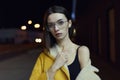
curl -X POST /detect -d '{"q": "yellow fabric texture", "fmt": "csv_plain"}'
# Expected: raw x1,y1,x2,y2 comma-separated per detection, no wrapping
29,49,70,80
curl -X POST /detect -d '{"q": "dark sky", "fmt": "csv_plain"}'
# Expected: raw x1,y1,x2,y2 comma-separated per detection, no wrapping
0,0,89,29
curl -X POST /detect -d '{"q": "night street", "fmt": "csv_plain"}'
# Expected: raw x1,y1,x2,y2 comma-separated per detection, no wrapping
0,0,120,80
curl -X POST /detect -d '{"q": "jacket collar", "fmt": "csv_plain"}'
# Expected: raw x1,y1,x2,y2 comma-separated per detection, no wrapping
43,49,70,80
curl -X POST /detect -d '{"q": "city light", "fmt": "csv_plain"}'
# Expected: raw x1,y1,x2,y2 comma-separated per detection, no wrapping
21,25,27,30
34,23,40,28
28,20,32,25
73,28,76,36
35,38,42,43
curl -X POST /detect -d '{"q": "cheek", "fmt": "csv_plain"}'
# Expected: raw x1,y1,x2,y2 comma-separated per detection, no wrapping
64,26,69,32
62,27,69,35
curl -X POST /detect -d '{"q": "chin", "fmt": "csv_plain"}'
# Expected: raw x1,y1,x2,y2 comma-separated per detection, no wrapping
56,36,65,41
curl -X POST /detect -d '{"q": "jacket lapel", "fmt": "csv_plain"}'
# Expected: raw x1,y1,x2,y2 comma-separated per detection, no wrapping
44,49,70,80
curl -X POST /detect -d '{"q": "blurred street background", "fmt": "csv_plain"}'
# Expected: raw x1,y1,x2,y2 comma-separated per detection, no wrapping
0,0,120,80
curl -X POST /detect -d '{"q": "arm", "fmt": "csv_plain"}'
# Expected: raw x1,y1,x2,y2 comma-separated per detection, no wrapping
78,46,90,69
76,46,101,80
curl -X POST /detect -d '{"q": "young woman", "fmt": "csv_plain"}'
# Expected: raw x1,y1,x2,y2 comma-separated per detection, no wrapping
29,5,101,80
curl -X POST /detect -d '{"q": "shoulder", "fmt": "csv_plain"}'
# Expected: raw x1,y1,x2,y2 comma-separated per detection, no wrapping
37,48,49,59
78,45,90,55
77,45,90,68
38,48,56,60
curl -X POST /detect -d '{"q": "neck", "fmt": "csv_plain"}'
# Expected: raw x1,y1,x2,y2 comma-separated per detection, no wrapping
56,35,73,49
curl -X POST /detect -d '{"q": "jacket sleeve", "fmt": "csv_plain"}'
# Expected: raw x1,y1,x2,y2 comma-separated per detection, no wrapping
29,55,48,80
75,60,101,80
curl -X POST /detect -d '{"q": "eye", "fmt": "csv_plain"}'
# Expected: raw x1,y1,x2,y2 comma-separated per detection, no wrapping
57,20,64,25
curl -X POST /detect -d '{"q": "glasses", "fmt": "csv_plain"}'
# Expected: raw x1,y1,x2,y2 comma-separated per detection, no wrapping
47,19,68,30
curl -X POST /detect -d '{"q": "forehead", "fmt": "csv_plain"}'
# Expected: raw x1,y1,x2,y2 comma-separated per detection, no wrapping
47,13,67,22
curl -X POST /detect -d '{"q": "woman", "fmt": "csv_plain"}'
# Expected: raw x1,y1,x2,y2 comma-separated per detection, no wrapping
29,5,101,80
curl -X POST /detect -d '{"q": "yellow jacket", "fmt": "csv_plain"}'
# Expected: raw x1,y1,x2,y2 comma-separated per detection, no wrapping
29,49,101,80
29,49,70,80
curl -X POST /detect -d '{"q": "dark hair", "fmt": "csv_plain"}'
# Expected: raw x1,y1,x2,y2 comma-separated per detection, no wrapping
43,5,72,49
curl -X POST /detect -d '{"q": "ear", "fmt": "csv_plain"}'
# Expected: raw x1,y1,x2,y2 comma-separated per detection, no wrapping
68,20,72,28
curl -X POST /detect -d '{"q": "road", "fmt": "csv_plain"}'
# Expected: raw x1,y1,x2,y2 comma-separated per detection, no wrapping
0,48,41,80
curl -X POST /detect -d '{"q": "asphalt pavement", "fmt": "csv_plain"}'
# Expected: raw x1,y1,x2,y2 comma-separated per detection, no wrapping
0,45,41,80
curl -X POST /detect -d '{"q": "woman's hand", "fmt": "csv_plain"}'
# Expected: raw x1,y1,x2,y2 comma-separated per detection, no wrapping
51,51,68,71
47,50,68,80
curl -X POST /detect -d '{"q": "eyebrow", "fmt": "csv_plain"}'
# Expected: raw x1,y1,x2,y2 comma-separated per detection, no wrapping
48,19,64,24
57,19,63,22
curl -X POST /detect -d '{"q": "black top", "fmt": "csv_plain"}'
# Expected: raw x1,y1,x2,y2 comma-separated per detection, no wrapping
68,47,81,80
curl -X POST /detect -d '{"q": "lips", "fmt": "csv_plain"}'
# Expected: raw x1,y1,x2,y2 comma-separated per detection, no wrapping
55,33,62,37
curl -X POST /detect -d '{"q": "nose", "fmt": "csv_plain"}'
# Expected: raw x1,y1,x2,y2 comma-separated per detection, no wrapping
54,25,59,31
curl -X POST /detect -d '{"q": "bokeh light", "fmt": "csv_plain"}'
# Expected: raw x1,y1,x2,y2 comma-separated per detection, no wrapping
34,23,40,28
21,25,27,30
28,20,32,25
35,38,42,43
